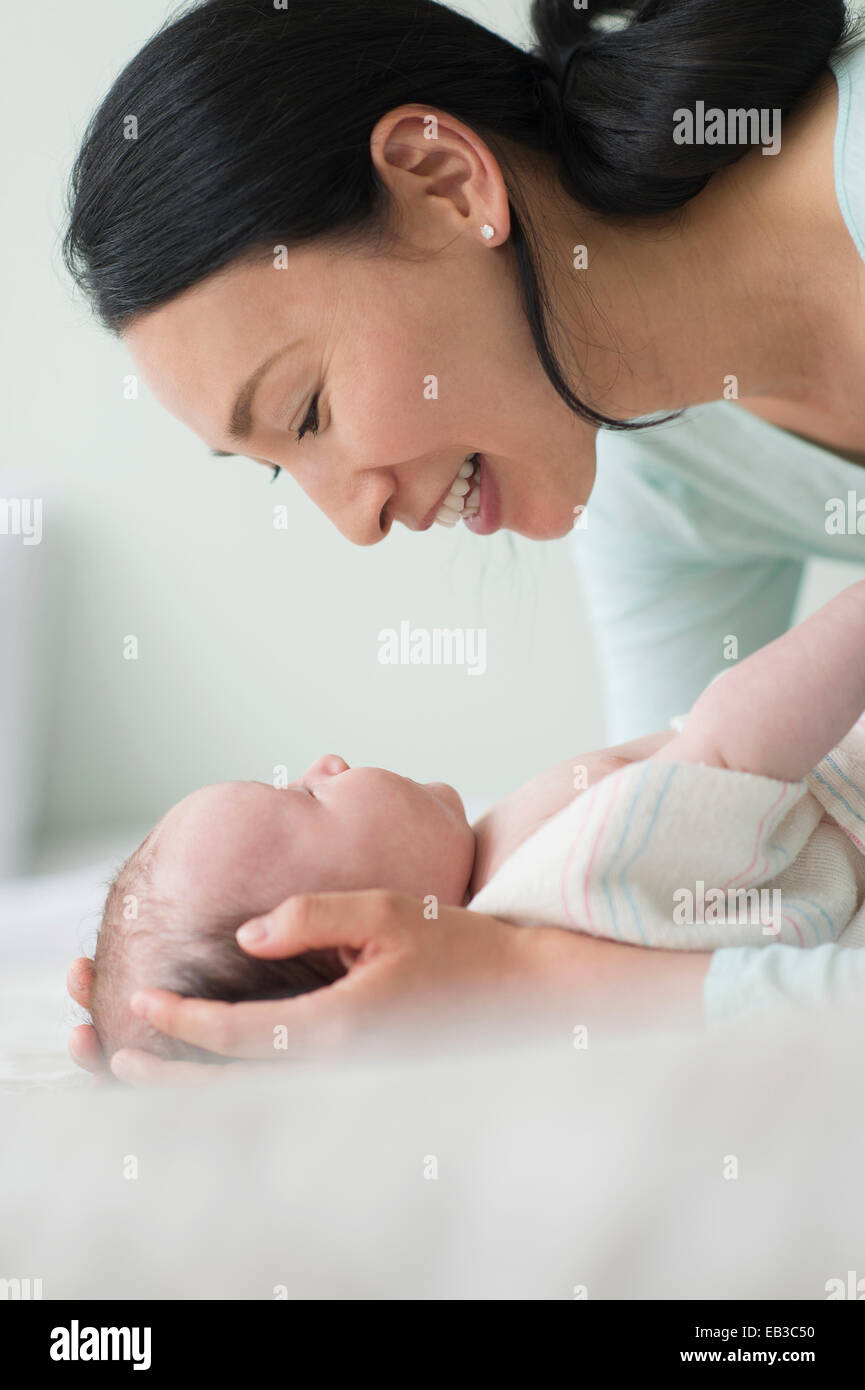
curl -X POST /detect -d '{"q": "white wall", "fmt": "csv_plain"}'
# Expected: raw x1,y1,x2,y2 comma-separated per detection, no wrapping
1,0,862,870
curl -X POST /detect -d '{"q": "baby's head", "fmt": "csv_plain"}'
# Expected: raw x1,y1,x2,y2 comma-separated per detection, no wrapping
90,755,476,1063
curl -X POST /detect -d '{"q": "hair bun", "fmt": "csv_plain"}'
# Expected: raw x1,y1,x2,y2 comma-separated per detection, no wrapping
530,0,851,215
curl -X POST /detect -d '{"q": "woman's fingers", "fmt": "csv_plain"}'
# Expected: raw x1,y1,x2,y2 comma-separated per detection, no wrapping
125,896,528,1066
128,891,424,1060
68,1022,107,1075
67,956,95,1009
109,1048,242,1087
236,888,408,959
108,1048,246,1087
129,976,359,1059
67,961,109,1077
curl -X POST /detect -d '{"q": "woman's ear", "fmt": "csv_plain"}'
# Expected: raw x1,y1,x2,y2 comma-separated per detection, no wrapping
368,104,512,245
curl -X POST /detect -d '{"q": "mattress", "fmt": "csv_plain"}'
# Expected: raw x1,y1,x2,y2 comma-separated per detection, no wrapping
2,853,863,1299
0,855,121,1090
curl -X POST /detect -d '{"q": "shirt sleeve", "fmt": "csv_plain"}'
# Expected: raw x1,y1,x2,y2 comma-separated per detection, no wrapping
704,943,865,1026
570,419,805,744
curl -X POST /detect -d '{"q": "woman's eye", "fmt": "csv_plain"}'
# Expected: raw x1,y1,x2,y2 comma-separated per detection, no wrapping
295,394,320,444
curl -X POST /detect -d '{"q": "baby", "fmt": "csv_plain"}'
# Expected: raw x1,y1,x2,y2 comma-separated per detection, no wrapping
91,580,865,1062
91,763,480,1062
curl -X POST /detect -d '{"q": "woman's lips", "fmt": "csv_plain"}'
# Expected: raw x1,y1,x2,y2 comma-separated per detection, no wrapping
463,455,501,536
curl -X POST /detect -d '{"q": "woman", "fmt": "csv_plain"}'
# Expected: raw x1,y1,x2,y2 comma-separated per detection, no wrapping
62,0,865,1082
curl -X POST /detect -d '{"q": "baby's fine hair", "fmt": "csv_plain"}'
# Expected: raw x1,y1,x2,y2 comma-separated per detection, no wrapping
90,834,344,1063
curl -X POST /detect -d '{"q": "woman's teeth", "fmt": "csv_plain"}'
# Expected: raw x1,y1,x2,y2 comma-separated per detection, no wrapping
434,455,481,527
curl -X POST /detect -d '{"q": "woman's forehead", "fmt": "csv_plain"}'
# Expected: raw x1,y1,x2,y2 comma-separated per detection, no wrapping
121,251,336,432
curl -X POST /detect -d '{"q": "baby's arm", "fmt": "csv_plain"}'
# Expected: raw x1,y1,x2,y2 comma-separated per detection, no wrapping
469,727,676,893
651,579,865,782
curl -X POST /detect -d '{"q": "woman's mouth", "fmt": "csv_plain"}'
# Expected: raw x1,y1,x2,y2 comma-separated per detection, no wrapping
432,454,481,528
419,454,501,535
462,454,501,536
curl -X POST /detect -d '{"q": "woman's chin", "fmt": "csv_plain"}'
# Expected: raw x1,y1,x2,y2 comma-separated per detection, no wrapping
512,512,579,541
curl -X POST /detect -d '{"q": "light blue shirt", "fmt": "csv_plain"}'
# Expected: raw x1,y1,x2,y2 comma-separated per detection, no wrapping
570,35,865,1025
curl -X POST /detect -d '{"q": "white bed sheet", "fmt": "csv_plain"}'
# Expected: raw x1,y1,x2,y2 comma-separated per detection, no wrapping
2,849,864,1299
0,855,122,1089
0,995,863,1299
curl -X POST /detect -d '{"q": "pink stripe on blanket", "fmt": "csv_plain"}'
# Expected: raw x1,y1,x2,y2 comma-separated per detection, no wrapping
779,914,805,947
560,773,626,932
722,782,797,891
833,820,865,856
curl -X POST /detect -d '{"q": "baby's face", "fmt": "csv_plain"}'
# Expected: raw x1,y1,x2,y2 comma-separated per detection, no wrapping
151,756,476,919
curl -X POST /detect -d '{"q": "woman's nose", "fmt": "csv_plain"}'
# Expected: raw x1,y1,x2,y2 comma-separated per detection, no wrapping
291,467,394,546
329,496,393,546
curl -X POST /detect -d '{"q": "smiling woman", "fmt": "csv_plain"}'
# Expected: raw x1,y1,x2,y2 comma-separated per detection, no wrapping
63,0,856,546
60,0,865,1081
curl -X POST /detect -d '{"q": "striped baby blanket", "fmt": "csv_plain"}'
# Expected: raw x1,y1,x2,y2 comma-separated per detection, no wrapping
468,719,865,951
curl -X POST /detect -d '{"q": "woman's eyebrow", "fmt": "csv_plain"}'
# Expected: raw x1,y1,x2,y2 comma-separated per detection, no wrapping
209,338,302,455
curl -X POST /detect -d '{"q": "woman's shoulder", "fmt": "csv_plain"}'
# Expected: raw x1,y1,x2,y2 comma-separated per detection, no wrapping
584,397,865,567
829,30,865,90
829,33,865,264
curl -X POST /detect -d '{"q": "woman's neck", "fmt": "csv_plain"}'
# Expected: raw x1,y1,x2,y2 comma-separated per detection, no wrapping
533,67,865,437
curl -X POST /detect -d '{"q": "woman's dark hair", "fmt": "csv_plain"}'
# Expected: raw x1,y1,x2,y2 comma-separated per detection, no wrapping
62,0,852,433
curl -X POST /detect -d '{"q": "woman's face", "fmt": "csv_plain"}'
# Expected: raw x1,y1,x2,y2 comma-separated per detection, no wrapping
121,126,597,544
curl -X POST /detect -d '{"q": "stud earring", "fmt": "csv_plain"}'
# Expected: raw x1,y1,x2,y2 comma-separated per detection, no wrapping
480,224,495,240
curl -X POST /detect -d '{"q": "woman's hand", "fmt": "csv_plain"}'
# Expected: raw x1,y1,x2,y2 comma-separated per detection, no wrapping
65,894,528,1084
66,957,244,1087
124,889,709,1072
126,891,532,1065
67,889,710,1085
67,957,108,1080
